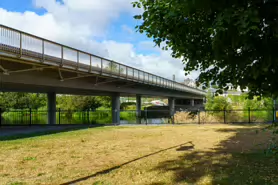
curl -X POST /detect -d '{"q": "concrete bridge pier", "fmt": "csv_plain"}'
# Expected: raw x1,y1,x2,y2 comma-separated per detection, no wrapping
136,95,142,124
47,92,56,125
168,97,176,116
112,93,120,125
191,99,195,107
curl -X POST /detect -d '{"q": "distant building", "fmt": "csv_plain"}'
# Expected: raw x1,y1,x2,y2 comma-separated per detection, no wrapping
184,78,196,88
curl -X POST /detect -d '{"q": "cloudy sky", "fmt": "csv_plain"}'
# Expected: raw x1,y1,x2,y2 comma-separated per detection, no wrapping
0,0,198,82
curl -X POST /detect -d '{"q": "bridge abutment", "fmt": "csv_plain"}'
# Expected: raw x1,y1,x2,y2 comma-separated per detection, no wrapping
112,93,120,125
47,92,56,125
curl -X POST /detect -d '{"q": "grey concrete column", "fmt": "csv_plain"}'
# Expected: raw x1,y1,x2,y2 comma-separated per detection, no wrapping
136,95,142,124
168,97,175,116
47,92,56,125
191,99,195,107
112,93,120,125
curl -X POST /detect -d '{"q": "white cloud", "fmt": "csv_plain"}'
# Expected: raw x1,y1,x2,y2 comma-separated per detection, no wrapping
0,0,197,83
121,25,134,35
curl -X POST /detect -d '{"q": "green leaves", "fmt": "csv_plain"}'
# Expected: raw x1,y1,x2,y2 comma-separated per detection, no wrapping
132,0,278,97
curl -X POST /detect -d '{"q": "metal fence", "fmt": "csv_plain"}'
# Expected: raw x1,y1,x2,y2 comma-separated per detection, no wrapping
0,108,275,126
0,24,205,96
174,109,275,124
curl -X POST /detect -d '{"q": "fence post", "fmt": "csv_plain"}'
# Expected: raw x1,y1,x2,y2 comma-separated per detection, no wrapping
248,107,251,123
145,109,148,125
29,108,32,126
273,107,275,123
88,109,90,124
223,109,226,124
0,108,2,127
58,108,61,125
198,109,200,124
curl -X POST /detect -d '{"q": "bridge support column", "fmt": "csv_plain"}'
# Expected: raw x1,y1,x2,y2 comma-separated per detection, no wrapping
47,92,56,125
169,98,175,124
168,98,175,116
191,99,195,107
112,93,120,125
136,95,142,124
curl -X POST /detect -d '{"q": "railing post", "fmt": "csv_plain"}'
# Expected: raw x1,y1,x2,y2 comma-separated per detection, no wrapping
61,46,64,67
100,59,103,74
42,40,45,62
76,51,79,70
19,32,22,57
223,109,226,124
248,107,251,123
89,55,92,72
29,108,32,126
59,108,61,125
110,61,113,74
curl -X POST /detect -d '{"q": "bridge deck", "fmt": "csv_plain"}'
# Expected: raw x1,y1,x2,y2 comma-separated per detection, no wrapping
0,24,205,96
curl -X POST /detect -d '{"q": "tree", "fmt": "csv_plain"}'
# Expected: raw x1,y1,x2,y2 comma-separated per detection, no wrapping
243,96,273,110
205,95,232,110
132,0,278,97
0,92,46,110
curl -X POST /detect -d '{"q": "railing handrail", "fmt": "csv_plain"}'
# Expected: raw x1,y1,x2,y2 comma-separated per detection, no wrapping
0,24,206,95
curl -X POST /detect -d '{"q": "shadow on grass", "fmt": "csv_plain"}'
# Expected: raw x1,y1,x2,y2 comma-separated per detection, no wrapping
60,141,195,185
0,124,109,141
152,127,278,185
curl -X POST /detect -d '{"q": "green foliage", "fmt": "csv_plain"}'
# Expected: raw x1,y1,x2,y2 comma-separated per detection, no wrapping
133,0,278,97
57,95,102,111
0,93,111,116
205,91,232,110
120,102,136,110
0,92,46,110
243,97,274,110
206,96,232,110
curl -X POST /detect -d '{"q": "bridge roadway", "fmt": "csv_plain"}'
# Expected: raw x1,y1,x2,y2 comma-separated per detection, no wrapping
0,24,206,124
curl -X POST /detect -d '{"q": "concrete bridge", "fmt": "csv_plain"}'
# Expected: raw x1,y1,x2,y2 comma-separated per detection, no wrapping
0,24,206,124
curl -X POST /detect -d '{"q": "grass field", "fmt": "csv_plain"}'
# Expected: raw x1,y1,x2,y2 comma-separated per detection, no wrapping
0,124,277,185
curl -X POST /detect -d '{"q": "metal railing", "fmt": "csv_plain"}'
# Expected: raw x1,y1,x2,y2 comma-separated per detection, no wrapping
0,24,205,96
0,108,276,126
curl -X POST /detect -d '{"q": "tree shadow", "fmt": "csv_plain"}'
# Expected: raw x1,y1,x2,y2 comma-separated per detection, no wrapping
60,141,194,185
0,124,107,141
152,127,278,185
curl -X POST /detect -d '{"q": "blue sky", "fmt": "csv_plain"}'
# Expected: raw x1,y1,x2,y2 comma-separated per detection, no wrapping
0,0,153,54
0,0,46,15
0,0,197,81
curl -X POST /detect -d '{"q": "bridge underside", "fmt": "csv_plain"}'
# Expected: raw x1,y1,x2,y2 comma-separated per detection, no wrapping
0,56,203,99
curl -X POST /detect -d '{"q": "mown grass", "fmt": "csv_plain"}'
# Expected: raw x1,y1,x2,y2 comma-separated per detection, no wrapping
0,124,277,185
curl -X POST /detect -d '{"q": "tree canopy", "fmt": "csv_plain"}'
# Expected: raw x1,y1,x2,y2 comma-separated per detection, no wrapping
132,0,278,97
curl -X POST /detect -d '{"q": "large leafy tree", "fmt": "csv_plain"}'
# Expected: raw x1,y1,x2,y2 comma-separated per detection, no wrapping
132,0,278,97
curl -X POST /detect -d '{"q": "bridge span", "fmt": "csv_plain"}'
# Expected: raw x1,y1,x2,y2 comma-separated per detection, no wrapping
0,24,206,124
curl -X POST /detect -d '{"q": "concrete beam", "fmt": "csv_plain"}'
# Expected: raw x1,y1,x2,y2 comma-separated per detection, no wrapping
47,92,56,125
112,93,120,125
